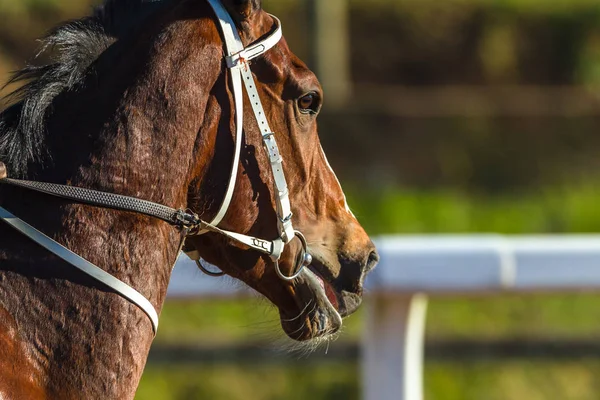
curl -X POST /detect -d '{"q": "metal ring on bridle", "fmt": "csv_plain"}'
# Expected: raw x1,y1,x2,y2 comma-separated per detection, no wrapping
196,260,226,277
274,231,313,281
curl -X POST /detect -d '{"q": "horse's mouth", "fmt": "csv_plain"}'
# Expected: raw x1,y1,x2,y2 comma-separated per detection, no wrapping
279,260,343,342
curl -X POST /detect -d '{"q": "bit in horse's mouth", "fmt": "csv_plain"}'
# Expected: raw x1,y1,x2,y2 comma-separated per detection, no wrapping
307,264,339,311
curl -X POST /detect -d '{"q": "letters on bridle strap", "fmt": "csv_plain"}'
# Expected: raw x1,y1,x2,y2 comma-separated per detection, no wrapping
0,0,312,335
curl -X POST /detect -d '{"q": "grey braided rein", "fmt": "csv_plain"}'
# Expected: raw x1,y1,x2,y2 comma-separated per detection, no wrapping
0,172,199,229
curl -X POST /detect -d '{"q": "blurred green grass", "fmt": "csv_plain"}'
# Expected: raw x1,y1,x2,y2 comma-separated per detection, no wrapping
138,362,359,400
156,293,600,346
346,184,600,235
138,360,600,400
425,360,600,400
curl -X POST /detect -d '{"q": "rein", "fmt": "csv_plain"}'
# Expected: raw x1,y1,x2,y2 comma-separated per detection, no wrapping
0,0,311,335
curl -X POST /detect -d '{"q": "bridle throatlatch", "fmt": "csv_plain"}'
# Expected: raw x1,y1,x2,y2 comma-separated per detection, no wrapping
184,0,313,281
0,0,311,335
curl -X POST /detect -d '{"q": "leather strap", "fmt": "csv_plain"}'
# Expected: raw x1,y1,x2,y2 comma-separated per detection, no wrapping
239,67,295,244
194,2,282,235
197,0,246,232
0,206,159,334
0,174,282,259
191,0,295,250
198,222,285,260
0,178,199,228
225,16,283,68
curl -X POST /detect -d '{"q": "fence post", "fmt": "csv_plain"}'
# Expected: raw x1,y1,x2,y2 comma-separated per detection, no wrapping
307,0,351,108
362,293,429,400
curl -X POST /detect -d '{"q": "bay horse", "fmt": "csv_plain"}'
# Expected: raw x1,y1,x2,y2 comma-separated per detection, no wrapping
0,0,378,398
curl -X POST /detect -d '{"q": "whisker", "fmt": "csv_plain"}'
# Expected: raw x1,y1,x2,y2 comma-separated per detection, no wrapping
280,299,313,322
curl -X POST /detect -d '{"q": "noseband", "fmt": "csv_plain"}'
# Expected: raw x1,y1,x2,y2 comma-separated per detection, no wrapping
0,0,311,335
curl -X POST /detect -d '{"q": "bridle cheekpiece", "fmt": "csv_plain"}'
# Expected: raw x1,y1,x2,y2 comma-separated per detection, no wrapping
185,0,312,281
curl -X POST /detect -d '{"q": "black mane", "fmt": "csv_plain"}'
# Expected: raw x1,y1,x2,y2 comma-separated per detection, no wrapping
0,0,167,177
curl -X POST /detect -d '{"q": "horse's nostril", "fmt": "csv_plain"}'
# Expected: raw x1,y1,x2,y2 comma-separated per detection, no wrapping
365,250,380,272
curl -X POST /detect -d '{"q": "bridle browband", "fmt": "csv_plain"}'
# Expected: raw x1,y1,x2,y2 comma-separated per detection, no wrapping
0,0,311,335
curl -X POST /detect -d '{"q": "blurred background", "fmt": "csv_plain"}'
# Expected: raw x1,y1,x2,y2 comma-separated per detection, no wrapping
2,0,600,399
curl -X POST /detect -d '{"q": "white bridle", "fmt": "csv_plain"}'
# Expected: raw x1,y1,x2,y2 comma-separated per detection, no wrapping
0,0,309,335
185,0,312,281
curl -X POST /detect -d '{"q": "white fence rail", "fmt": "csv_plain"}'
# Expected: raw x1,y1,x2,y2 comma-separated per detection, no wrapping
167,235,600,400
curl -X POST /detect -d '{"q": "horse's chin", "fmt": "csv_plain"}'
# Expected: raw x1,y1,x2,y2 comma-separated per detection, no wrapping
279,268,343,342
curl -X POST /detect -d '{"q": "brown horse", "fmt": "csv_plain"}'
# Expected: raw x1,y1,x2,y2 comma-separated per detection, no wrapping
0,0,378,398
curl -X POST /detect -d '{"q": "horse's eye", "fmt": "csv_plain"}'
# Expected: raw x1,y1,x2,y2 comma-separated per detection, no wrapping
298,93,319,114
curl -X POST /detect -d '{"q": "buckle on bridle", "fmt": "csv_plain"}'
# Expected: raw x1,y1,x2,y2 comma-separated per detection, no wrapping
173,210,200,229
226,51,250,71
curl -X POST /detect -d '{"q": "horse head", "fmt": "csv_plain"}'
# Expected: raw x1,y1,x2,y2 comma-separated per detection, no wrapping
184,0,379,342
0,0,377,352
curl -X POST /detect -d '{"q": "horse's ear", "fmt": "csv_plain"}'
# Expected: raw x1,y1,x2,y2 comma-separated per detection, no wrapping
222,0,261,20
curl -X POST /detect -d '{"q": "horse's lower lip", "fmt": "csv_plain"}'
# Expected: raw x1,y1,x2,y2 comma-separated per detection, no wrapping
279,267,342,341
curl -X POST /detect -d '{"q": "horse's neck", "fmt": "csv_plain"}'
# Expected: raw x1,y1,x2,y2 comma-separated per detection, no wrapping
0,39,200,399
0,7,224,396
0,193,182,399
